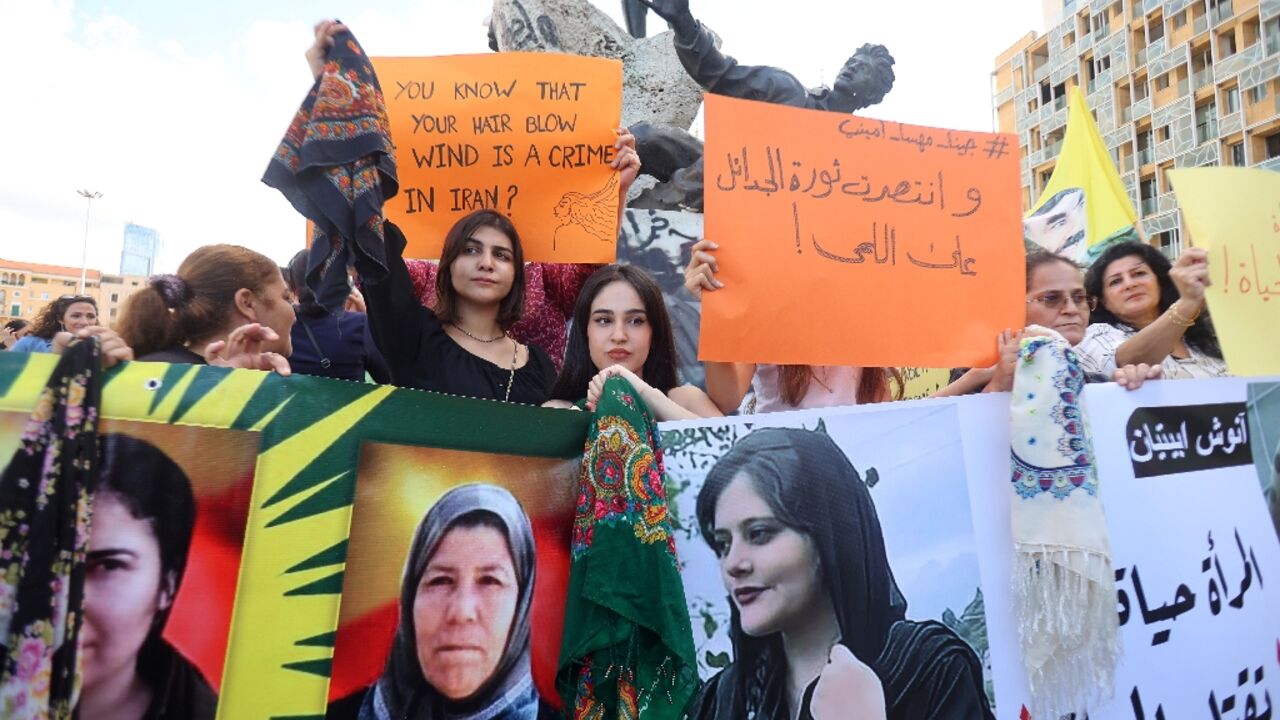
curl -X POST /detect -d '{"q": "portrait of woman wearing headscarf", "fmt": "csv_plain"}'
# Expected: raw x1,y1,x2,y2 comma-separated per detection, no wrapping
686,427,993,720
356,483,557,720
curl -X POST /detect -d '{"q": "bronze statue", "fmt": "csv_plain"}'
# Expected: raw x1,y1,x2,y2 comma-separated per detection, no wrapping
629,0,896,210
639,0,895,111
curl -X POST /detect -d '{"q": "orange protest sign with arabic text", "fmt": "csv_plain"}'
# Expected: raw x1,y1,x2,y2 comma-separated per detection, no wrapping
373,53,622,261
699,94,1025,368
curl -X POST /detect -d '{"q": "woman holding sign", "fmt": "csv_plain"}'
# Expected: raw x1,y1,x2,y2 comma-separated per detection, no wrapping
545,264,720,419
684,240,902,413
688,427,992,720
305,20,642,385
1077,241,1227,380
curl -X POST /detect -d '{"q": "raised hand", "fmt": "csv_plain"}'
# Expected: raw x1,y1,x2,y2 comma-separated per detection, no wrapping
305,19,349,80
611,126,642,197
683,239,722,300
205,323,292,376
1168,246,1210,310
636,0,696,34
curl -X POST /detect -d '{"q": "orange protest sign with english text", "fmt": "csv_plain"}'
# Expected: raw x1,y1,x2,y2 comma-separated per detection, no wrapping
700,94,1025,368
373,53,622,262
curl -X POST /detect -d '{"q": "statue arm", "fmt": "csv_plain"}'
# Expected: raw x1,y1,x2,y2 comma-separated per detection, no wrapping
672,21,811,106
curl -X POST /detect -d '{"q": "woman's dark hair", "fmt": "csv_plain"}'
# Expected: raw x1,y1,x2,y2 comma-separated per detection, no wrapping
286,249,327,318
1025,249,1081,291
29,296,97,339
116,244,281,357
550,264,678,402
4,318,30,333
434,210,526,331
694,428,906,717
99,434,197,595
1084,240,1222,358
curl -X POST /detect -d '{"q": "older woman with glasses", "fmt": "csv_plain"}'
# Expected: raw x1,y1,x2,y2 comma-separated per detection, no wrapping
941,251,1161,395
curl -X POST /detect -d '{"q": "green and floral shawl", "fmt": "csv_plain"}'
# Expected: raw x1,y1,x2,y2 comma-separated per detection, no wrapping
557,376,698,720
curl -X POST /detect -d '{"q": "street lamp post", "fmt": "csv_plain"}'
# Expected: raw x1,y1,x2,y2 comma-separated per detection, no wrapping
77,189,102,295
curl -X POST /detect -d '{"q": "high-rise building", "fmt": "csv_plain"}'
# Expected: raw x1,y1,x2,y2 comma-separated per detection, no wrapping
120,222,161,277
994,0,1280,257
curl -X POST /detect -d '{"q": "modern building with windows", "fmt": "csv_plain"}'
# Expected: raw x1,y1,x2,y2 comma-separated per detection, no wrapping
995,0,1280,256
120,222,161,277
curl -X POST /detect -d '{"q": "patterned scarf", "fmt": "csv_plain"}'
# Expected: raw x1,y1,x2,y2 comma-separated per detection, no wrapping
557,376,698,720
263,25,398,314
0,339,102,719
1008,336,1119,718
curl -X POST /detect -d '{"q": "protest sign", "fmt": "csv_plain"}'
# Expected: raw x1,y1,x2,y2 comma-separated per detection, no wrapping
699,94,1025,368
972,378,1280,717
4,350,1277,719
374,53,623,262
1168,167,1280,377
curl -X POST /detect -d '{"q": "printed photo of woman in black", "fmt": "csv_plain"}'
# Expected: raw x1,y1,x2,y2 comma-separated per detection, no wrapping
79,434,216,720
686,427,993,720
351,483,556,720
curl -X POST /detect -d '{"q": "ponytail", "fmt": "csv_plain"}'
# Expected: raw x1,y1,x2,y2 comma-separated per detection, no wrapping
118,244,280,358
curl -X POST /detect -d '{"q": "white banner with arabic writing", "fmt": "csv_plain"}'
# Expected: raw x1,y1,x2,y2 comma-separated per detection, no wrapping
979,377,1280,718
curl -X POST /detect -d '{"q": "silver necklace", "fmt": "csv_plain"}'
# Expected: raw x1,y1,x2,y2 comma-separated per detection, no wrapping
450,322,505,343
503,338,517,403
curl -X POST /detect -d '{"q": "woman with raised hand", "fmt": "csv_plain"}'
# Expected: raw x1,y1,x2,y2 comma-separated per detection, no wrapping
1077,241,1227,379
546,264,720,420
941,250,1163,395
689,427,992,720
304,20,641,378
116,245,295,374
683,240,902,413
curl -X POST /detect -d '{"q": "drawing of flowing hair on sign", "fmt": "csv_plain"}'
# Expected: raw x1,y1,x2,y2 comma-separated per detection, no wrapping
552,172,618,250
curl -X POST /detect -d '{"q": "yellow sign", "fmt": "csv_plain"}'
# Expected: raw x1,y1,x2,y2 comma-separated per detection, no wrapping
1169,167,1280,376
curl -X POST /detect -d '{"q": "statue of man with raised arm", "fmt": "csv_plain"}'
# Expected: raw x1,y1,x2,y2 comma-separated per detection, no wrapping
638,0,896,111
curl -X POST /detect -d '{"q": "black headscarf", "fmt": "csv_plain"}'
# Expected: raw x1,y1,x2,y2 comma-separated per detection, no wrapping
372,484,539,720
691,427,991,720
693,427,905,718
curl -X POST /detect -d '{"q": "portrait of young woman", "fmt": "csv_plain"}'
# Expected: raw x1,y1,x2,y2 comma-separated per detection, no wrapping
679,426,994,720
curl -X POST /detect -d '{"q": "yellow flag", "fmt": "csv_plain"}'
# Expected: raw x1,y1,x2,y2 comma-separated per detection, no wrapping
1168,167,1280,377
1025,87,1139,265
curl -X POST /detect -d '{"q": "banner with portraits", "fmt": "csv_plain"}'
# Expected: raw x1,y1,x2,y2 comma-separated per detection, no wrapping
0,351,1276,719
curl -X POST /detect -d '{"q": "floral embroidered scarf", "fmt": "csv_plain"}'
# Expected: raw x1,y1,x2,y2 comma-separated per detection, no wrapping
1008,336,1119,718
0,339,101,719
263,25,398,314
557,376,697,720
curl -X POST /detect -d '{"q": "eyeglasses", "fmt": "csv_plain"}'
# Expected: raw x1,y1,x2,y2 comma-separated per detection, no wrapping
59,294,95,303
1027,290,1096,311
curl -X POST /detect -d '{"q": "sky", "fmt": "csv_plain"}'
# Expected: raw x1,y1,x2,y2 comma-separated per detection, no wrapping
0,0,1043,275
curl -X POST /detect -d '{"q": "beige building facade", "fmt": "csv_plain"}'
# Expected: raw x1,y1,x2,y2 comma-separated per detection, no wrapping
0,258,146,328
995,0,1280,257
